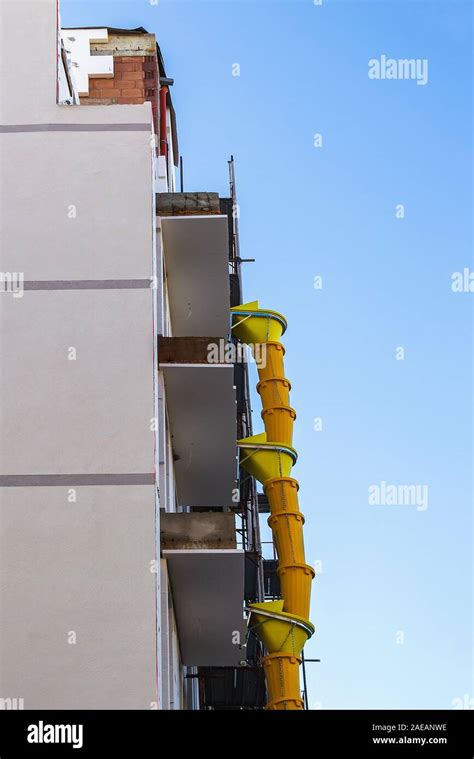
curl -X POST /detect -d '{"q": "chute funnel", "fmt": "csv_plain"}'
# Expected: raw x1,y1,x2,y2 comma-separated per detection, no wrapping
231,301,287,344
249,601,315,656
237,433,297,484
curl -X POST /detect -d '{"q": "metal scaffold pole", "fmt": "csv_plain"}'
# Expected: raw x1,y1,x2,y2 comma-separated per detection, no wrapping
228,155,264,603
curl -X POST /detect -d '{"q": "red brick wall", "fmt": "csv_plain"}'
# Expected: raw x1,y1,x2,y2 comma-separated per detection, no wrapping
143,55,158,133
88,56,145,104
84,55,160,138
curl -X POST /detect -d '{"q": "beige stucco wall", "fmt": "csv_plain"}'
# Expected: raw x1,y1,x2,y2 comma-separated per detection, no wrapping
0,0,163,709
0,487,157,709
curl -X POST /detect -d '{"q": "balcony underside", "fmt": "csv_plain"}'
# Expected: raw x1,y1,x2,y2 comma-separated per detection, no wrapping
163,549,247,666
160,214,230,337
160,362,237,509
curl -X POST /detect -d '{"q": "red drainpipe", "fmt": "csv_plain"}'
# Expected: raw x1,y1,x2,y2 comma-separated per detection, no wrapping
159,85,168,157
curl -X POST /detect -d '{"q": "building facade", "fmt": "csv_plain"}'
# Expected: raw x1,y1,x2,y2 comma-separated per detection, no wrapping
0,0,267,710
1,0,315,711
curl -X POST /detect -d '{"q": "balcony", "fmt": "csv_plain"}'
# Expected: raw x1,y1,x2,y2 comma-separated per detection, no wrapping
158,198,230,337
158,336,237,509
161,512,246,667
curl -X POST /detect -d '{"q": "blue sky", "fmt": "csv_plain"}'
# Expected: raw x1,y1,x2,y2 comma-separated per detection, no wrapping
61,0,473,709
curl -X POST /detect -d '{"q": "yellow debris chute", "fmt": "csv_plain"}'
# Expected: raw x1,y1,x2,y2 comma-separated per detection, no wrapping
233,301,314,710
